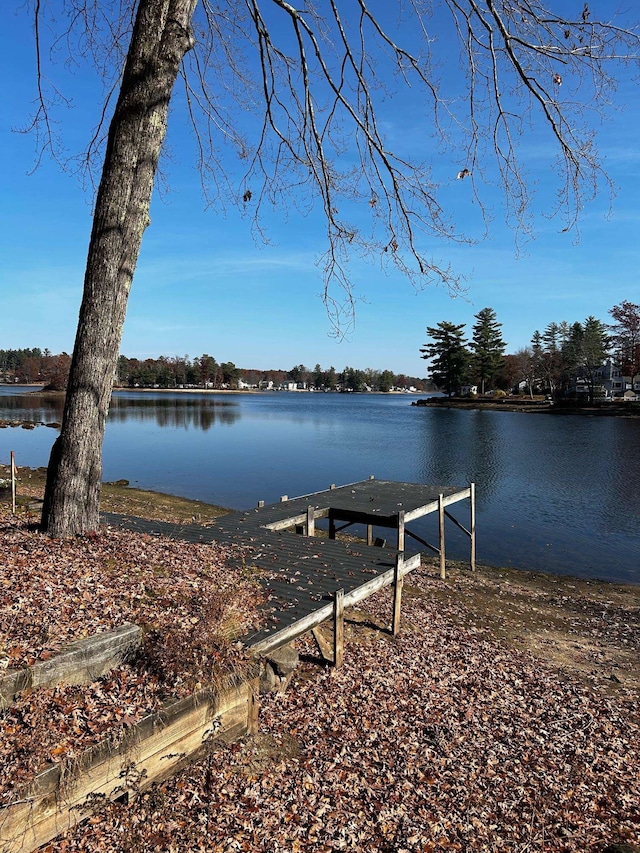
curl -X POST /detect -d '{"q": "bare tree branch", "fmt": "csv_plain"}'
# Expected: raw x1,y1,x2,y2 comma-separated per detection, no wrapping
21,0,640,333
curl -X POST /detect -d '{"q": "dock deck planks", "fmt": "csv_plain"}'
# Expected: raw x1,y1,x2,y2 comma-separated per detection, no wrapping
103,479,473,654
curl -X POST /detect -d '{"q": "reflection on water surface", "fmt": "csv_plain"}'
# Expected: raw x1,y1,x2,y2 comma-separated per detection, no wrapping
109,394,239,430
1,389,638,584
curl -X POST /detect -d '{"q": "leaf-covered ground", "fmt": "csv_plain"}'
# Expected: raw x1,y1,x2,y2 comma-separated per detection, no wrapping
59,581,640,851
412,561,640,696
0,508,261,796
1,494,639,852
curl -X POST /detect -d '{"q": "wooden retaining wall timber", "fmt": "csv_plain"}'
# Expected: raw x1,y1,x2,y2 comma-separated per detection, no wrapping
0,678,258,853
0,624,142,710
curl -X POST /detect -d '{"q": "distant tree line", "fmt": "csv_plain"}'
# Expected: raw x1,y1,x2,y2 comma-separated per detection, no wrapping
283,364,428,392
115,356,430,392
0,348,71,391
420,300,640,402
0,349,431,393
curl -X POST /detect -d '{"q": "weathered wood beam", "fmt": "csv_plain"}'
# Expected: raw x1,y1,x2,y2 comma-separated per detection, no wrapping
287,477,371,502
403,487,472,522
306,505,315,536
248,680,260,735
443,508,471,537
392,556,403,636
311,626,333,663
439,493,446,580
0,679,255,853
470,482,476,571
0,623,142,710
333,589,344,668
404,527,440,555
329,516,336,539
262,508,328,532
397,510,405,552
10,451,17,514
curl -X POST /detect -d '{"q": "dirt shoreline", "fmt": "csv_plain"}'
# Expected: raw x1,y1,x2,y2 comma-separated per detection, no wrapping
0,464,230,523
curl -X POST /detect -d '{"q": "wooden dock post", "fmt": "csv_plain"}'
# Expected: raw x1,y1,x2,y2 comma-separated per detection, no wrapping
396,510,405,552
10,451,17,515
438,493,446,579
333,588,344,668
306,505,315,537
392,555,403,636
470,482,476,571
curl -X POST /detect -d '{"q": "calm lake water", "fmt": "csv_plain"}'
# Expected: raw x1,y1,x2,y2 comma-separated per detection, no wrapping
1,387,639,585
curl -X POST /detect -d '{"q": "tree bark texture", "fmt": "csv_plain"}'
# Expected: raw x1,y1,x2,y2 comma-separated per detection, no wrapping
41,0,198,536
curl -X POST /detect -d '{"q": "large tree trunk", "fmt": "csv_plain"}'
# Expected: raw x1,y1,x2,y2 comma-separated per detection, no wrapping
41,0,198,536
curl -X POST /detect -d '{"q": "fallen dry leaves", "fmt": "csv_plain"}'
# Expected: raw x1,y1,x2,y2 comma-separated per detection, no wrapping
0,507,262,799
416,560,640,694
60,572,640,852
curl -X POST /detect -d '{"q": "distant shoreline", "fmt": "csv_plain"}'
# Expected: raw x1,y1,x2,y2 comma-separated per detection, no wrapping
412,397,640,417
1,384,430,397
111,386,428,395
4,385,639,415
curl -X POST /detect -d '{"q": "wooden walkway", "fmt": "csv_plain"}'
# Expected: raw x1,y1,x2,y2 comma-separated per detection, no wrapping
103,478,475,657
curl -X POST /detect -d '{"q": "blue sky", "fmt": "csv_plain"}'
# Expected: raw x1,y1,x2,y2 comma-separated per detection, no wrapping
1,2,638,377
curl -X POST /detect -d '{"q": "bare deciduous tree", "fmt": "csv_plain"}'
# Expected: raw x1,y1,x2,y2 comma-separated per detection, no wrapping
21,0,639,535
609,300,640,389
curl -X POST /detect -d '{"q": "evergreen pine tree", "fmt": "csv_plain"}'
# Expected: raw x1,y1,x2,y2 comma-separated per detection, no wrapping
470,308,506,395
420,322,470,397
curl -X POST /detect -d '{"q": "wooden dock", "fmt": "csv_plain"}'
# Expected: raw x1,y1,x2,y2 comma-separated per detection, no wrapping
104,478,475,658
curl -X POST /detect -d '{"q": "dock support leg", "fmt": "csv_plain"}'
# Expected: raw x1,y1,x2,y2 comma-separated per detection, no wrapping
367,524,373,546
306,505,315,537
392,555,403,636
470,482,476,572
438,494,446,580
396,510,405,552
333,589,344,668
329,515,336,540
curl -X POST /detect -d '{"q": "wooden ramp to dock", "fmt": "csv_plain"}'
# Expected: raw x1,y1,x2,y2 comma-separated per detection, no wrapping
103,478,475,658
